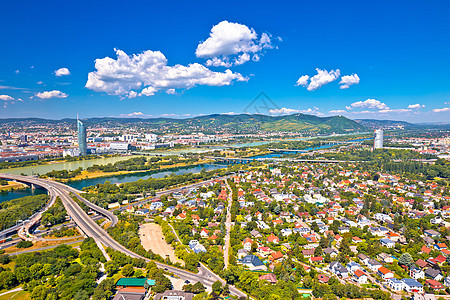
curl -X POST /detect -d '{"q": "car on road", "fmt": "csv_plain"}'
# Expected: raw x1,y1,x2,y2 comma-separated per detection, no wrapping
184,280,190,284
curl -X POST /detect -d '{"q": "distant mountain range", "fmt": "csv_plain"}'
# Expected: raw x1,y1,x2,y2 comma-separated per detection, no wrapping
0,114,365,134
0,114,446,134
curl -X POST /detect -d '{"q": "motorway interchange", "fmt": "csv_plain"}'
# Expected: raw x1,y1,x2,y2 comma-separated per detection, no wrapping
0,173,246,298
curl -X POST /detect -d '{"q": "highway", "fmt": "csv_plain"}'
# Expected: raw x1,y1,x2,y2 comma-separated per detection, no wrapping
0,174,246,298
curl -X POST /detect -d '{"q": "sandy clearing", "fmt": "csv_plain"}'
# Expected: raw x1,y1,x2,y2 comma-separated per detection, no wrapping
139,223,184,266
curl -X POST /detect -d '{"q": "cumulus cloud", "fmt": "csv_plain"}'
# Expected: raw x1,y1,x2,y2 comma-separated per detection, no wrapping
329,109,347,114
221,112,238,115
346,99,388,110
85,48,247,99
269,107,300,115
0,95,15,101
269,106,323,116
295,75,309,87
339,74,360,89
196,21,277,67
296,69,340,91
35,90,68,99
407,104,425,109
433,107,450,113
378,108,411,113
54,68,71,76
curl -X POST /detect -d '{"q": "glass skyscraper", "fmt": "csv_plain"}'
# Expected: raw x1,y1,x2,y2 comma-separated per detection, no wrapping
77,116,87,156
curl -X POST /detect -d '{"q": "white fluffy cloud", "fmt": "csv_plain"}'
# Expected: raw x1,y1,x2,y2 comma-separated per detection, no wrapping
269,107,323,116
0,95,14,101
296,69,341,91
295,75,309,87
54,68,71,76
433,107,450,113
407,103,425,109
329,109,346,114
269,107,300,115
339,74,360,89
196,21,276,67
86,48,247,98
35,90,68,99
346,99,388,110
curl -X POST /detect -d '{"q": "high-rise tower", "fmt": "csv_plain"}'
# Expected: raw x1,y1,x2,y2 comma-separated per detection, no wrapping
374,129,383,149
77,115,87,156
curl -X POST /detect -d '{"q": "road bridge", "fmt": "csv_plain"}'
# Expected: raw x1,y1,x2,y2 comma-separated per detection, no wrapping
0,174,246,298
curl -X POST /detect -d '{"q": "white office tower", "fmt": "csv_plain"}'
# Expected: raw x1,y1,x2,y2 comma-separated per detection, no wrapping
374,129,383,149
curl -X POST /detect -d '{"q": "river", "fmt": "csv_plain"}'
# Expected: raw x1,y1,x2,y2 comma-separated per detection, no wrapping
0,156,138,176
0,163,226,203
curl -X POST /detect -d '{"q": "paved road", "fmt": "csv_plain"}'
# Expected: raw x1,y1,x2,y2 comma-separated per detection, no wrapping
224,180,233,269
0,174,246,298
0,287,23,297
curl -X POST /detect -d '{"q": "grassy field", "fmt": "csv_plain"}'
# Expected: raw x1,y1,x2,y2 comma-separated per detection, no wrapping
0,181,27,191
3,237,84,254
0,290,29,300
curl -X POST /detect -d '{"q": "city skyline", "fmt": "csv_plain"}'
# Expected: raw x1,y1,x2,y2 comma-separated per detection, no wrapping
1,0,449,122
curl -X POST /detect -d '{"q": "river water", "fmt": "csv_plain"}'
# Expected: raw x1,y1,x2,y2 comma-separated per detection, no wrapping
0,163,225,203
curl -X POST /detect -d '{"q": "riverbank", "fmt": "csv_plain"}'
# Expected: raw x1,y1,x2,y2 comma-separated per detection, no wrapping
55,159,214,183
0,154,123,171
0,181,28,192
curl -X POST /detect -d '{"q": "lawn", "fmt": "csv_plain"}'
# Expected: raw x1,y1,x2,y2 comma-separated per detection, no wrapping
0,290,30,300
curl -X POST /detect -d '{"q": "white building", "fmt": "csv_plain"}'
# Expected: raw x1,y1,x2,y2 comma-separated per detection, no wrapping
374,129,383,149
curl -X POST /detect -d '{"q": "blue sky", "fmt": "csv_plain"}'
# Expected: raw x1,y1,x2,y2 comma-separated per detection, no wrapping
1,0,449,122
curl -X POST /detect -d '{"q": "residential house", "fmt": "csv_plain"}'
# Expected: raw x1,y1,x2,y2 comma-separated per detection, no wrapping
380,238,395,248
424,229,440,238
250,229,262,238
259,273,277,284
269,251,284,263
347,262,361,274
302,249,315,258
357,254,369,265
353,269,368,284
388,278,404,292
402,278,424,293
188,240,206,254
425,268,443,281
444,276,450,287
378,266,394,279
200,229,209,238
323,247,338,258
410,266,425,280
377,253,394,264
258,246,272,257
267,234,280,244
329,261,349,278
425,279,444,290
310,256,324,263
242,237,253,252
240,255,267,271
237,249,248,259
366,259,382,272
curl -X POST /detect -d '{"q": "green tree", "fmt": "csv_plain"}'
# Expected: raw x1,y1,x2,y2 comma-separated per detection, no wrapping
74,290,89,300
192,281,206,294
121,264,134,277
398,253,413,267
212,281,223,295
